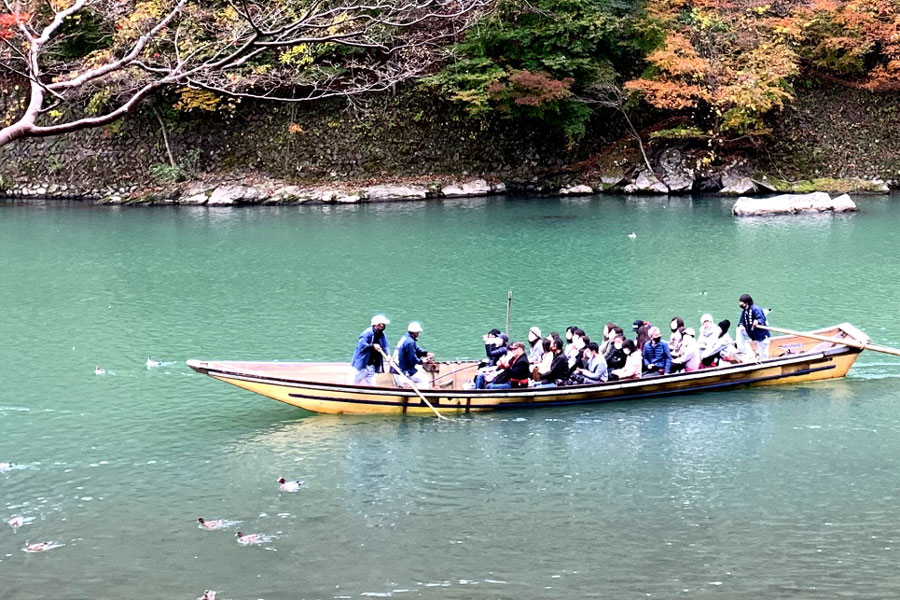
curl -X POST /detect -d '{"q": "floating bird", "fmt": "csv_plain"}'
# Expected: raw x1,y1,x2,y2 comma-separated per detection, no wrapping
94,366,107,376
0,462,13,471
23,541,64,553
197,517,228,530
197,591,216,600
627,232,637,239
8,516,24,530
235,531,266,546
146,356,162,368
278,477,302,492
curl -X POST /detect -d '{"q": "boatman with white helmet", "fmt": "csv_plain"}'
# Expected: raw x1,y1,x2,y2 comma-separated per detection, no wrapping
350,314,391,386
393,322,434,389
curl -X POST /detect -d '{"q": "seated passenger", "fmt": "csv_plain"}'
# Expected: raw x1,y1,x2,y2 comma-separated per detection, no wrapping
642,326,672,375
671,327,700,372
635,322,652,352
701,319,738,367
567,331,588,372
599,322,619,358
474,342,530,389
527,326,545,364
610,340,641,380
564,327,586,366
537,337,569,387
482,329,508,366
668,317,685,353
572,342,608,384
697,314,719,355
605,333,627,371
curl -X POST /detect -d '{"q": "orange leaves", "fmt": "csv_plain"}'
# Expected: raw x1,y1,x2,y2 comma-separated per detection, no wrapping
625,79,707,110
647,32,710,77
0,12,31,39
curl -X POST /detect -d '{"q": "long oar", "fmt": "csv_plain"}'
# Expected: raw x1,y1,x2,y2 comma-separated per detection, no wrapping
374,346,450,420
759,325,900,358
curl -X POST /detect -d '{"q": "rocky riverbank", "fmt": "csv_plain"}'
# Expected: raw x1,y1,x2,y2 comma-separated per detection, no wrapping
1,167,893,206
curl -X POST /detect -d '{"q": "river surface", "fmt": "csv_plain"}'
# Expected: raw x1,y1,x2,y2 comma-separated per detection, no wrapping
2,194,900,599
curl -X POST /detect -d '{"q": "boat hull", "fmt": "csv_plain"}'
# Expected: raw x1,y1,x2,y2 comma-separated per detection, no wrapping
187,328,862,415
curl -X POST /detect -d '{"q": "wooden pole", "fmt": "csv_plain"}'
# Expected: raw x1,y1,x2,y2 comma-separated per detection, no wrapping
506,290,512,336
759,325,900,358
374,346,450,420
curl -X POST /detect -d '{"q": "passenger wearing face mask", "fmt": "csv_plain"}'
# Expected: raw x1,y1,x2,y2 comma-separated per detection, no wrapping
599,323,619,358
527,326,545,364
737,293,771,360
566,329,588,371
610,340,641,380
641,326,672,375
697,313,720,355
605,333,627,370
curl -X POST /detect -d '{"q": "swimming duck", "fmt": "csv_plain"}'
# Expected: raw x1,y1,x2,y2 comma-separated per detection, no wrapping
235,531,264,545
0,462,13,471
197,591,216,600
197,517,226,530
94,366,107,376
278,477,302,492
23,541,63,553
8,516,24,530
627,232,637,239
146,356,162,368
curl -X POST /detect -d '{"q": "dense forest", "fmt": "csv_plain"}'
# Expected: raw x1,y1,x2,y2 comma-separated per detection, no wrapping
2,0,900,193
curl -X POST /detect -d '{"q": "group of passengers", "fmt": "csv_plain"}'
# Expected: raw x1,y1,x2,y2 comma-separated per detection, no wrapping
350,294,770,390
469,293,771,389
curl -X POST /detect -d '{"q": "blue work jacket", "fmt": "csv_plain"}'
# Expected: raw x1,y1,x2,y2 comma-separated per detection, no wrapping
395,334,427,376
351,327,390,371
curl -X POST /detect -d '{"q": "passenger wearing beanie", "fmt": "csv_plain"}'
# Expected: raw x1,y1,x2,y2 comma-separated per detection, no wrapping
641,325,672,375
351,315,391,386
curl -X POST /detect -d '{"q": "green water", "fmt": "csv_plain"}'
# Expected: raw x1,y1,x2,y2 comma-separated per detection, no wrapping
2,195,900,599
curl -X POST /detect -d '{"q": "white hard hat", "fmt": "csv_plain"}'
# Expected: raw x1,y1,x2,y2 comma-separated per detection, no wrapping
371,314,390,326
407,321,423,333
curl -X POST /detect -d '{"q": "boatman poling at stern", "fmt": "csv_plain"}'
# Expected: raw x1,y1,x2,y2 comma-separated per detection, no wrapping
392,321,435,389
350,314,391,386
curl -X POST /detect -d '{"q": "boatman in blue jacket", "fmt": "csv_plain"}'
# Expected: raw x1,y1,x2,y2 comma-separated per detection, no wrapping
350,314,391,386
393,321,434,388
737,293,771,360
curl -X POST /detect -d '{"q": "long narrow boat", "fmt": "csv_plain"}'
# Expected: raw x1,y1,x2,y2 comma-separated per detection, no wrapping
187,323,870,415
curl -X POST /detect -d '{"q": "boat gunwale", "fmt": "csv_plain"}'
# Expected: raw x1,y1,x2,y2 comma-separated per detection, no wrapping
191,344,859,400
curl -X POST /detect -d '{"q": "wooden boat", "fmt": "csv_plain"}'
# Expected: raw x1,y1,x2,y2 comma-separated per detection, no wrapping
187,323,873,416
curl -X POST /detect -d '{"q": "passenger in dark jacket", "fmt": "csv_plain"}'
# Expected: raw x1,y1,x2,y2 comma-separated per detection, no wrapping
641,326,672,375
539,338,570,386
474,342,530,389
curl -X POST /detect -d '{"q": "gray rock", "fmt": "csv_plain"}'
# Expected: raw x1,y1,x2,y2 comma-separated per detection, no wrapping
179,192,210,206
752,178,779,193
662,169,694,193
624,170,668,194
441,179,492,197
869,178,890,193
732,192,858,216
336,194,362,204
363,184,428,201
492,181,508,194
207,184,261,206
720,173,758,196
559,184,594,196
269,185,313,204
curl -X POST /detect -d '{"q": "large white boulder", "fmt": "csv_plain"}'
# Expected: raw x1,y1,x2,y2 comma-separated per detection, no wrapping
732,192,858,216
363,184,428,201
441,179,493,197
559,184,594,196
624,170,668,194
207,184,261,206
